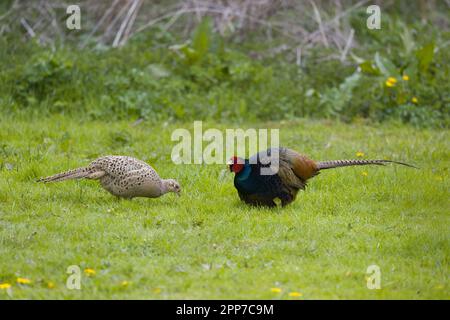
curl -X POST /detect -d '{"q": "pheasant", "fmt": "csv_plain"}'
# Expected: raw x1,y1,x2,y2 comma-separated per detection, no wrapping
38,156,181,199
229,147,415,207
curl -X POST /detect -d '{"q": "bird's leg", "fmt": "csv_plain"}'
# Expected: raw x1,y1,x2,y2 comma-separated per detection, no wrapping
279,193,294,207
113,195,127,202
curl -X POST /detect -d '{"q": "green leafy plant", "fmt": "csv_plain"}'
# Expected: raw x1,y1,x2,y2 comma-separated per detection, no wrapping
355,41,446,126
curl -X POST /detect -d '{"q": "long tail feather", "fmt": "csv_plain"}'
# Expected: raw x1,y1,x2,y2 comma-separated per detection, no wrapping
37,167,89,183
316,159,417,170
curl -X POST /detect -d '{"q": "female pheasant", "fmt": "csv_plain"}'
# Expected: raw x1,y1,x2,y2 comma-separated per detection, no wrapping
38,156,181,199
229,147,415,207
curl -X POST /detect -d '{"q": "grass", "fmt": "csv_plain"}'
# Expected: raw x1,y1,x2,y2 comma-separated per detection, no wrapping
0,116,448,299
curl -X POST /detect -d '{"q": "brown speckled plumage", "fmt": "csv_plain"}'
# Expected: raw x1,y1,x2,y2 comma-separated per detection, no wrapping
38,156,181,199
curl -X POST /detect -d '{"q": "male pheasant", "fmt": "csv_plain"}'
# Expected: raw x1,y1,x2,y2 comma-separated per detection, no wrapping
229,147,415,207
38,156,181,199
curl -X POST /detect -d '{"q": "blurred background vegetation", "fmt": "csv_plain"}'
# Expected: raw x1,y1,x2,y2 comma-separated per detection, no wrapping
0,0,448,127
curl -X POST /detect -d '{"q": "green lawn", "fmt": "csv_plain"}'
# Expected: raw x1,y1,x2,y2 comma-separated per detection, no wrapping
0,116,448,299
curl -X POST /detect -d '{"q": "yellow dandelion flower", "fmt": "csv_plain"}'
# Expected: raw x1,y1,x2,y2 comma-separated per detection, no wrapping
270,287,282,293
84,268,96,276
402,75,409,81
361,171,368,177
47,281,55,289
387,77,397,84
17,277,32,285
288,291,303,297
0,283,11,289
121,281,130,287
385,80,395,87
356,151,365,157
385,77,397,88
411,97,418,104
153,287,162,294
